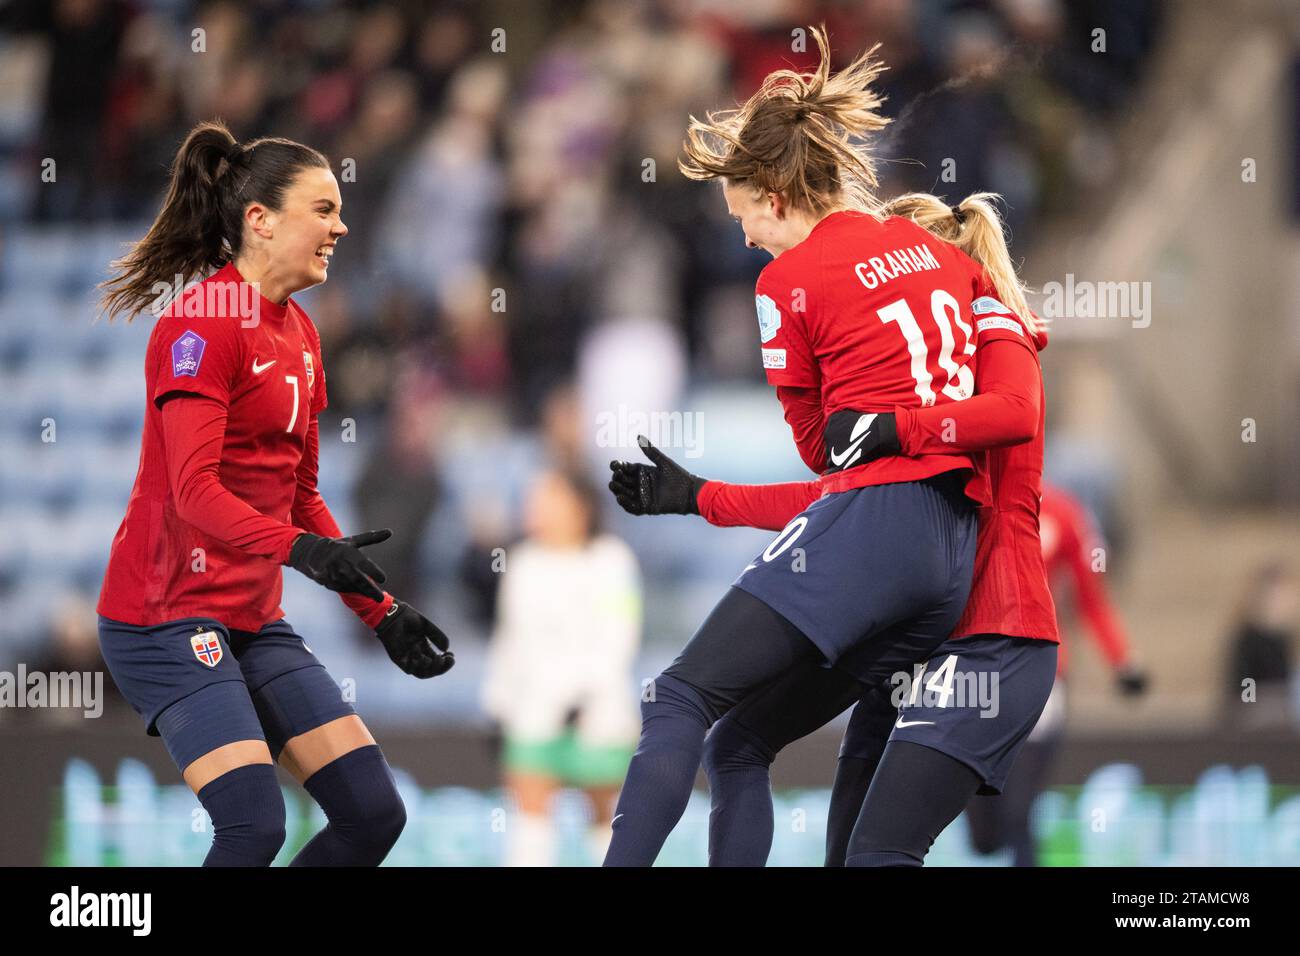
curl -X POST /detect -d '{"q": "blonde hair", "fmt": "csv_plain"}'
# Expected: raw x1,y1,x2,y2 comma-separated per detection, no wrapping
679,25,890,217
680,24,1038,333
883,192,1039,333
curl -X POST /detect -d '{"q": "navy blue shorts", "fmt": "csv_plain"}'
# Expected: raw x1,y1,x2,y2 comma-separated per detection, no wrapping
840,634,1058,794
733,472,977,685
98,615,356,771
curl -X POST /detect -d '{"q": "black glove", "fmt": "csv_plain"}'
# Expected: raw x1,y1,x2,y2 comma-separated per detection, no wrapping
376,600,455,678
1116,666,1149,697
608,434,708,516
288,529,390,601
822,409,899,473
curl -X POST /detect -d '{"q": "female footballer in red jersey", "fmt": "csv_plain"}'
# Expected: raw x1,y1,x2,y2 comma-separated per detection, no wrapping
620,290,1058,867
964,484,1148,867
601,28,1036,866
820,289,1057,867
95,121,453,866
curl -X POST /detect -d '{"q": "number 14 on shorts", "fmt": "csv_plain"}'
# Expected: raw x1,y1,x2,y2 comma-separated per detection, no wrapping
892,655,963,710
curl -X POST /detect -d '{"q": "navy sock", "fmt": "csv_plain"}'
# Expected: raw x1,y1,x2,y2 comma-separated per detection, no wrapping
290,745,406,867
197,763,286,867
703,717,776,866
603,674,713,866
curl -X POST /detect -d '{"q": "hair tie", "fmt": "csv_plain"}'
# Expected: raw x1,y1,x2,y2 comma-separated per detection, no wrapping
224,142,245,165
950,204,966,225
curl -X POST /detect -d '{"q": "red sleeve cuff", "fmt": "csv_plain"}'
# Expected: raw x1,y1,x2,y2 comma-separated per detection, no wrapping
697,480,722,519
277,530,306,565
347,591,396,629
893,405,916,455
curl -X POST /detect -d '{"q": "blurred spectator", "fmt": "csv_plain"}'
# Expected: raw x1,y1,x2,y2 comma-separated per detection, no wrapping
8,0,128,221
98,13,185,218
1223,561,1299,732
436,267,512,397
16,593,126,726
481,468,642,866
538,381,584,468
350,366,444,637
328,69,423,280
377,59,507,308
577,315,688,469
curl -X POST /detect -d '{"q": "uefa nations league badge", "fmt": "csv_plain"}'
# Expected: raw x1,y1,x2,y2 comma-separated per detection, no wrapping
754,299,780,348
756,294,781,343
171,330,207,377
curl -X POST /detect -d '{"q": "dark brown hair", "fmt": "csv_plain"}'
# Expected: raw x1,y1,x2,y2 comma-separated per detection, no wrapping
98,120,329,320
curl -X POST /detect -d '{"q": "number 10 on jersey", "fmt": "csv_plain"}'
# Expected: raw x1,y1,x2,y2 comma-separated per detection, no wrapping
877,289,975,406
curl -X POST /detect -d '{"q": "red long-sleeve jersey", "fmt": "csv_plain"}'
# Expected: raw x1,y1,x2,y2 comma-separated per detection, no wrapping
754,211,987,494
1038,485,1133,676
98,262,392,632
698,298,1059,644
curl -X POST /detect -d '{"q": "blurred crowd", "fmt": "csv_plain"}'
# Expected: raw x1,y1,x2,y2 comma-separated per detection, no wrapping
3,0,1163,418
0,0,1167,686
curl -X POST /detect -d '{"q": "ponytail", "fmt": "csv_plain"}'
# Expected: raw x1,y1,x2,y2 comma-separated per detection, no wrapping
883,191,1039,334
679,24,891,217
99,120,329,321
676,24,1037,333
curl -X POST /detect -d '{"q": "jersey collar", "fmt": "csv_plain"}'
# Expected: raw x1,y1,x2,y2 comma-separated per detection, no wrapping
212,262,291,324
807,208,872,241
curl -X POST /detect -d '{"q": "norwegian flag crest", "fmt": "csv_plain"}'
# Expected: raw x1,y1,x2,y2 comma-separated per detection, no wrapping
191,631,223,668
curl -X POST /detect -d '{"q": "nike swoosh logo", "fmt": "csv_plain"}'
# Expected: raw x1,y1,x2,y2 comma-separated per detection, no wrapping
829,413,877,467
895,716,935,729
252,358,276,374
612,814,623,825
